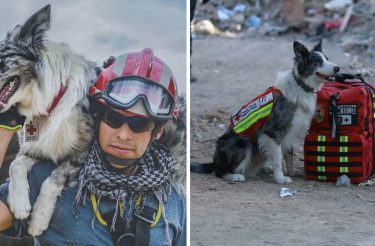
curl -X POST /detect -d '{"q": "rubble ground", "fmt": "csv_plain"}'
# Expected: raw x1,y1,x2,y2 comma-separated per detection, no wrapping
190,35,375,246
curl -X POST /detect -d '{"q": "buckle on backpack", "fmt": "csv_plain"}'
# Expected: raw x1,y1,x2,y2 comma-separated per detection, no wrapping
134,205,157,224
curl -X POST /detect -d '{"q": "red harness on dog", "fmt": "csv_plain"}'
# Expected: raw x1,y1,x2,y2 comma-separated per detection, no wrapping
230,87,282,141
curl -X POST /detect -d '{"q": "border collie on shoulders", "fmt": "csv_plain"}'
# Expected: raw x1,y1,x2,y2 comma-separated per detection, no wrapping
0,5,96,236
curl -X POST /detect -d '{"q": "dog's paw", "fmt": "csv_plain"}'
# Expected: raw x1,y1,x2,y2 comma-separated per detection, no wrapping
223,173,246,182
28,216,49,236
283,176,292,184
8,185,31,219
28,202,51,236
275,175,293,184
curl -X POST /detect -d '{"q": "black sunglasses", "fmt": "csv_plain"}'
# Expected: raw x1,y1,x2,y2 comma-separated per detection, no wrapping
102,108,155,133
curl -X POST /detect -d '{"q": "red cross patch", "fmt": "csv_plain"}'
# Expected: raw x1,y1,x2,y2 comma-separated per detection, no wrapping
25,122,39,142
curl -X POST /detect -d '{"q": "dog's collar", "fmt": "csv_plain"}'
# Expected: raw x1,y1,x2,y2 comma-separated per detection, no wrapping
47,86,66,114
292,71,315,93
47,78,70,114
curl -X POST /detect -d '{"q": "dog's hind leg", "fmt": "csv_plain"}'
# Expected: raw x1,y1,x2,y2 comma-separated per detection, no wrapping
28,161,80,236
8,155,37,219
259,134,292,184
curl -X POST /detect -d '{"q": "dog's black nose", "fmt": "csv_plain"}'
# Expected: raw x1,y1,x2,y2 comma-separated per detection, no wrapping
334,66,340,73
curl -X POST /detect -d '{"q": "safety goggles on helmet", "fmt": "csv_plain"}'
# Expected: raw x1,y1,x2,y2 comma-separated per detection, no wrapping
93,76,175,121
102,108,155,133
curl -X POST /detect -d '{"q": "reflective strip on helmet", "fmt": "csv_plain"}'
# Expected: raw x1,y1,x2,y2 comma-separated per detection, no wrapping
113,53,129,76
149,57,163,83
160,62,173,89
233,102,273,134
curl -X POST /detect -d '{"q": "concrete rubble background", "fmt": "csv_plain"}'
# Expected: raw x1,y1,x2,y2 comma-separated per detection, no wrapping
192,0,375,79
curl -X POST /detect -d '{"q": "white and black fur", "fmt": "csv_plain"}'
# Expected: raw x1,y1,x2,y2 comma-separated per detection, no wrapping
0,5,96,235
213,41,340,184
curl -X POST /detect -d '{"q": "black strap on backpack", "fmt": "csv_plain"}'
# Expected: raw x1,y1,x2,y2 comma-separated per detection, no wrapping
329,92,340,139
102,196,158,246
335,73,375,92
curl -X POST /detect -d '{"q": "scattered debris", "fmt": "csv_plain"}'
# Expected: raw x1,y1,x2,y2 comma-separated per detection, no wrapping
359,180,375,187
192,0,375,90
280,187,297,197
336,175,351,187
193,20,218,35
246,15,262,28
218,124,226,129
324,0,353,11
281,0,305,28
264,24,289,36
339,4,354,32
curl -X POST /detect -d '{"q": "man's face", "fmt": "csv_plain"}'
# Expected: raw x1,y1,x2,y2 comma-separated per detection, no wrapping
98,109,163,164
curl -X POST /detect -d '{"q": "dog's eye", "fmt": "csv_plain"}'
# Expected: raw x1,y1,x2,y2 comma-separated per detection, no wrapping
313,62,320,67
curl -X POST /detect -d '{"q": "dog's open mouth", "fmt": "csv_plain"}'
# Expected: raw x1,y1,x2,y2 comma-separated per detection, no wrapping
316,72,335,81
0,76,20,106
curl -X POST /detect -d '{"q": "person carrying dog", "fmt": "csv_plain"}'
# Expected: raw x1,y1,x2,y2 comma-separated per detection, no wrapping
0,48,186,246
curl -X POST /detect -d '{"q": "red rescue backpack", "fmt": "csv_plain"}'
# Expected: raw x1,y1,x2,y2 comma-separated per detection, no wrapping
304,74,375,183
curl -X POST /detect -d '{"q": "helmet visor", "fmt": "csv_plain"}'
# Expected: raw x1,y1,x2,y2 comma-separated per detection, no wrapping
103,76,174,119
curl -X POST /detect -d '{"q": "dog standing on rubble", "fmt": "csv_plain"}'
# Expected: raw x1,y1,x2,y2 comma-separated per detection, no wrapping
0,5,97,235
213,41,340,184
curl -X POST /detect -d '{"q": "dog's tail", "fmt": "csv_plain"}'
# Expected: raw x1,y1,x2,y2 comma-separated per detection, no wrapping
190,162,215,174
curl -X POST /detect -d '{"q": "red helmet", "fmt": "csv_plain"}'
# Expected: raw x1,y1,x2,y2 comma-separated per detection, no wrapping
90,48,178,120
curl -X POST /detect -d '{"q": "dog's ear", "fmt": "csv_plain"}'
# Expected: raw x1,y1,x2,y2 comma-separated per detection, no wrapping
16,5,51,50
293,41,308,59
4,25,22,42
312,40,322,52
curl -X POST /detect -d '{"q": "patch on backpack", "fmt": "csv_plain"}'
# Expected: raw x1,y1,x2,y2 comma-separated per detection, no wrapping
331,104,358,126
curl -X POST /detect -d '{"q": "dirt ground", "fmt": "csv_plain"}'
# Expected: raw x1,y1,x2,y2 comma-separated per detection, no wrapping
190,35,375,246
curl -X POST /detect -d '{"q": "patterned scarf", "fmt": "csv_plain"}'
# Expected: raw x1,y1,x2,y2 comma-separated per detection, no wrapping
74,140,174,231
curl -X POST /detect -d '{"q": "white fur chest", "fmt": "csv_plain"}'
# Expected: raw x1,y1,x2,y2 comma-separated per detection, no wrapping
282,92,317,151
18,106,90,162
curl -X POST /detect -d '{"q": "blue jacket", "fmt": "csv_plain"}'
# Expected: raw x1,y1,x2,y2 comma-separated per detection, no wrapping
0,161,186,246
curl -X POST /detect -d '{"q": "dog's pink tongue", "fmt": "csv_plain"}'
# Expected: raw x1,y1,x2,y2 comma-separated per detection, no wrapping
0,83,11,103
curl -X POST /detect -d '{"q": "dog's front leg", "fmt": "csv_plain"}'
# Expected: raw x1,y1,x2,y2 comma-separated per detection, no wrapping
259,134,292,184
8,155,36,219
28,161,79,236
284,150,294,176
